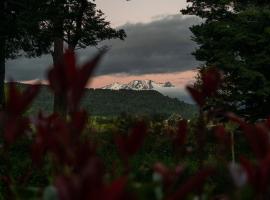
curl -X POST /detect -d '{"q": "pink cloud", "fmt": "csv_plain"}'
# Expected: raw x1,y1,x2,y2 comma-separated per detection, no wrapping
19,70,197,89
88,70,197,88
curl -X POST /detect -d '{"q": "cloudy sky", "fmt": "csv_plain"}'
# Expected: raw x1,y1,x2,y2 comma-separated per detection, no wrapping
6,0,202,88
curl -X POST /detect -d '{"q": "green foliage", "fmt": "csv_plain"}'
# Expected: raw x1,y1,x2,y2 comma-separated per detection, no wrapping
26,0,126,115
20,84,197,118
82,89,197,118
182,1,270,120
0,0,51,108
0,0,49,59
33,0,126,50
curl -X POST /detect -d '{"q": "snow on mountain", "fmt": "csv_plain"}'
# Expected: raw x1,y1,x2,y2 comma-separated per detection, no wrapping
102,80,175,90
101,82,124,90
101,80,194,104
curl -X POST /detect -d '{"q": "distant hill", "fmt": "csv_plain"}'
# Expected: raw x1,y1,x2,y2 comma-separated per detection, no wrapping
82,89,197,118
15,84,197,118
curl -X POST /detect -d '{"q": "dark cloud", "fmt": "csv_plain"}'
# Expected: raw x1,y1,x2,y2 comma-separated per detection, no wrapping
6,15,202,80
6,55,51,81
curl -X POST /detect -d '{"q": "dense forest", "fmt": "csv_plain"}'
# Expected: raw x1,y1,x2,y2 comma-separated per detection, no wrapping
20,84,197,118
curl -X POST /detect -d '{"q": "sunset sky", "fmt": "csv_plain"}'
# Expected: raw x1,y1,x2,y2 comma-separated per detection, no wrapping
6,0,202,88
96,0,189,26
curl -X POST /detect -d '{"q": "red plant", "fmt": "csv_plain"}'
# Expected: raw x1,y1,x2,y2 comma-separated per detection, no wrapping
48,49,104,112
172,119,188,148
187,68,222,107
55,157,129,200
116,121,147,164
214,124,231,146
4,49,267,199
153,162,184,189
2,82,40,144
228,113,270,194
166,168,214,200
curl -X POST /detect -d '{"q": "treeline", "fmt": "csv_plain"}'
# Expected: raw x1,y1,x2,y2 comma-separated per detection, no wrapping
19,84,197,118
82,89,196,118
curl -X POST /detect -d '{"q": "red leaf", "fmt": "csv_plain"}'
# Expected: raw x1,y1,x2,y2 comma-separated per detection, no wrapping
186,68,222,107
64,50,77,85
127,121,147,155
173,120,188,147
154,163,184,188
4,117,30,144
265,117,270,129
104,177,128,200
77,50,105,89
31,113,70,165
201,68,222,96
116,121,147,160
6,82,40,115
214,125,231,146
239,156,258,190
186,86,205,107
226,112,245,125
167,168,214,200
240,154,270,193
48,50,104,112
55,157,104,200
69,51,105,111
228,113,270,159
69,111,88,135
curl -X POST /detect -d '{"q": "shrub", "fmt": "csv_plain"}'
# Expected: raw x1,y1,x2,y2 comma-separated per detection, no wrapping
0,51,269,199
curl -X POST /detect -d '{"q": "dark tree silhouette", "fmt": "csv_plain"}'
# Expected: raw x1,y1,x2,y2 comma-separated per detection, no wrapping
182,0,270,120
35,0,126,116
0,0,50,111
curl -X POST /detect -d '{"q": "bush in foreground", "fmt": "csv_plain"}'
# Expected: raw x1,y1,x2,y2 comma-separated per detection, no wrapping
0,51,270,199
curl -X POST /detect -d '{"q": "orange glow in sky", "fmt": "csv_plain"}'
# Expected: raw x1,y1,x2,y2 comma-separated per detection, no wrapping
88,70,197,88
21,70,197,89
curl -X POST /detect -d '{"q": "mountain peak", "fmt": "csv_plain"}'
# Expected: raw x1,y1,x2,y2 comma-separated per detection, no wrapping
101,80,175,90
102,82,123,90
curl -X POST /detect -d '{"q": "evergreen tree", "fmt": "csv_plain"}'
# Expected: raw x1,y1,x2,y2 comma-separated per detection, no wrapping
35,0,126,116
182,1,270,120
0,0,50,110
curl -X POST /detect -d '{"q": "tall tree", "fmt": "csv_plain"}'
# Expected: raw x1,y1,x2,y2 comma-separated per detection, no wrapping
36,0,126,116
0,0,50,111
182,0,270,120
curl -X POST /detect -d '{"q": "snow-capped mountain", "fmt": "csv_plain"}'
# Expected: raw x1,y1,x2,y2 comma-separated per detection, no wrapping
101,80,194,104
102,82,124,90
102,80,175,90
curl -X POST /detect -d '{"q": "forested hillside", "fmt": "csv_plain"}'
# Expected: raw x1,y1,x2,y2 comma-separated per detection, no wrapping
19,84,197,118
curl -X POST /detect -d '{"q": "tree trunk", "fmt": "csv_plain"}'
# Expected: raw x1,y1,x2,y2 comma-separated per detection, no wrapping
52,37,67,117
0,38,5,112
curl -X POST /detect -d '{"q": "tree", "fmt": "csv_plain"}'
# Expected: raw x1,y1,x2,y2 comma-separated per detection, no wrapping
0,0,50,111
35,0,126,116
181,0,270,120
